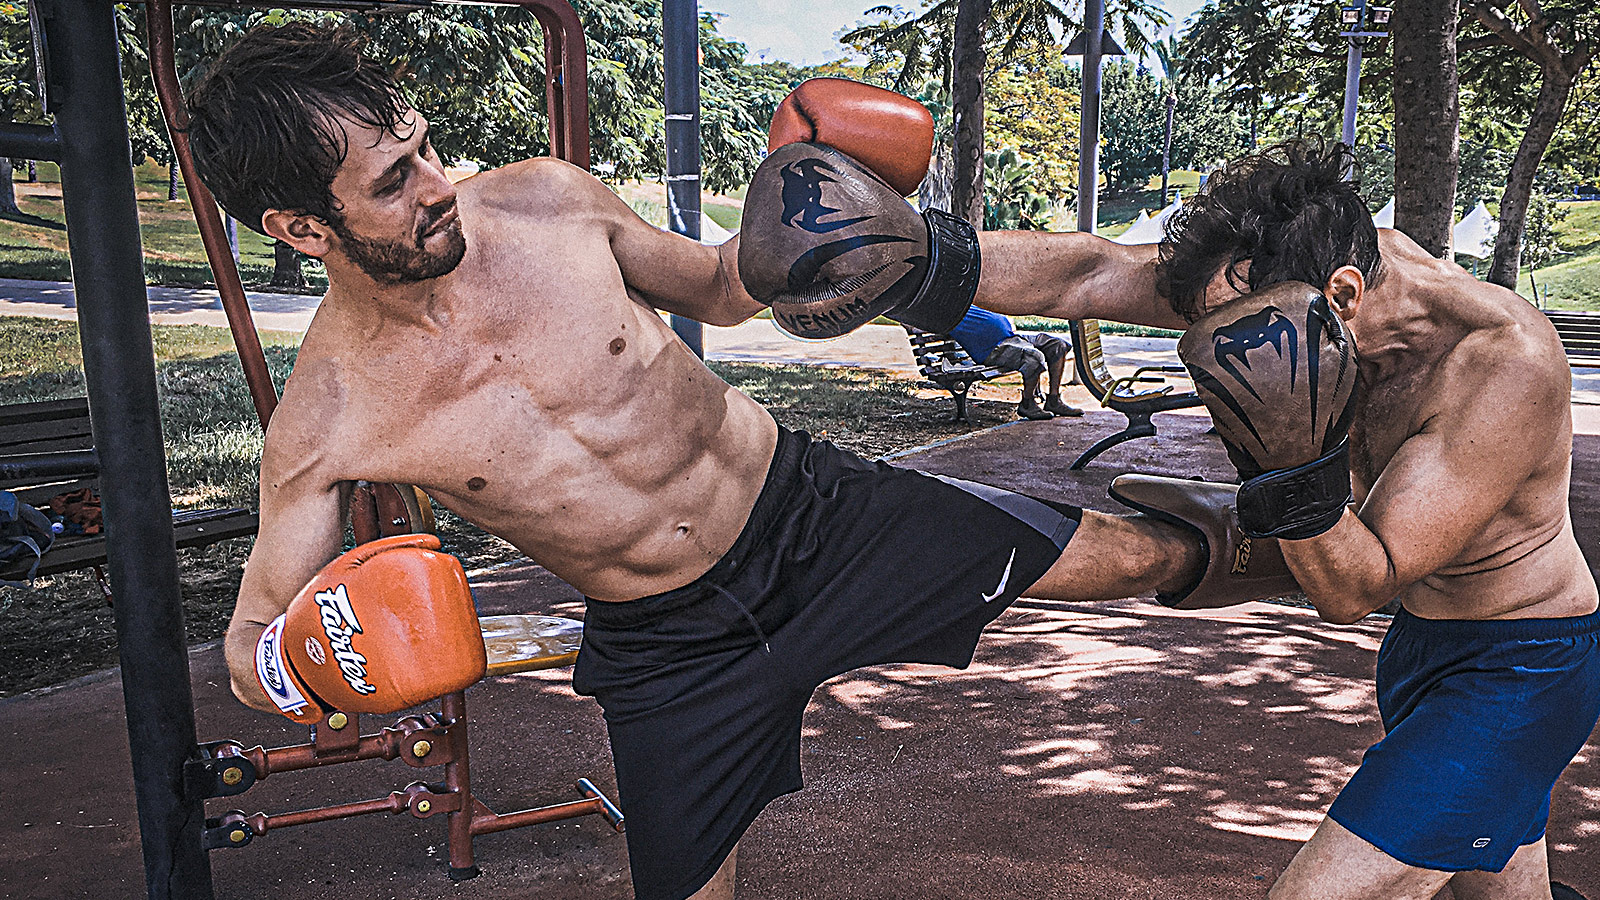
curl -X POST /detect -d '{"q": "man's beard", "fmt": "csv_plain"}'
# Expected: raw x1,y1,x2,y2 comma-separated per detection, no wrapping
330,200,466,284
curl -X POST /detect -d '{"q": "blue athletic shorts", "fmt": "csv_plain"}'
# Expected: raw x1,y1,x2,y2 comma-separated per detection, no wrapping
572,426,1082,900
1327,605,1600,872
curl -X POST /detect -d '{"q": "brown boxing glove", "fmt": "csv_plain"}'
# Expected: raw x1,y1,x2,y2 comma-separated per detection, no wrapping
738,142,978,339
1109,474,1300,609
767,78,935,197
1178,282,1360,540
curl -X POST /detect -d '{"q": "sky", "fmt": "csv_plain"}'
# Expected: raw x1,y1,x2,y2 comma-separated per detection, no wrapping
705,0,1213,67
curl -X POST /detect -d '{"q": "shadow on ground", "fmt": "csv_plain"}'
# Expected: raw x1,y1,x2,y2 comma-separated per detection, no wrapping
1,409,1596,899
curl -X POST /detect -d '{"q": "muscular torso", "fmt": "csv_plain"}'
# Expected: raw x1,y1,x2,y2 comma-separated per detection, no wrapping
1346,234,1596,620
272,161,777,601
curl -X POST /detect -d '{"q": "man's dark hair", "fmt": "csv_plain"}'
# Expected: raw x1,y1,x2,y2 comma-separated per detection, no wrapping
1157,141,1382,322
185,22,414,233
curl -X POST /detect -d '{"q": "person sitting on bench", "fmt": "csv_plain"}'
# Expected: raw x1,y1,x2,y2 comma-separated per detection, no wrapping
947,306,1082,420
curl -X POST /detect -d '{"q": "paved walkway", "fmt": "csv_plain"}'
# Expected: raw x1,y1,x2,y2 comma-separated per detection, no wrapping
3,408,1596,899
8,278,1600,407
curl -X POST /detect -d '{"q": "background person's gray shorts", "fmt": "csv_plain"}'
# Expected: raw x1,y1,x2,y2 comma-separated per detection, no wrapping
984,332,1068,379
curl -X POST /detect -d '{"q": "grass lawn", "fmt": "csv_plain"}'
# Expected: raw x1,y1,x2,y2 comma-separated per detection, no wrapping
0,315,1012,698
2,161,310,291
1524,201,1600,310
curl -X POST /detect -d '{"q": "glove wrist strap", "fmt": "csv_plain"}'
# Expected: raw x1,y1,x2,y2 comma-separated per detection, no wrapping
255,614,316,718
1236,440,1352,540
889,208,980,334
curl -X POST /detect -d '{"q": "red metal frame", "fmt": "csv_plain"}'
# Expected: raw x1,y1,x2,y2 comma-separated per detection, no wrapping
144,0,617,879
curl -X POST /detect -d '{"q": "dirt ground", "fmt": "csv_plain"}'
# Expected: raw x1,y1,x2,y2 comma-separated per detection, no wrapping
1,409,1597,899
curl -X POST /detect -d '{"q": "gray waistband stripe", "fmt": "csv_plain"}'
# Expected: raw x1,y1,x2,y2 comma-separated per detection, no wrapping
929,473,1078,549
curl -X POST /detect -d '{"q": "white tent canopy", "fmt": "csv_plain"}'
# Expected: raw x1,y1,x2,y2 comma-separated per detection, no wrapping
1452,201,1497,259
1373,198,1395,229
700,211,734,245
1114,195,1183,245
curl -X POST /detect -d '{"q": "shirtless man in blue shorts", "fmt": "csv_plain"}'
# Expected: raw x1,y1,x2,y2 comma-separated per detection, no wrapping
746,124,1598,894
951,142,1600,899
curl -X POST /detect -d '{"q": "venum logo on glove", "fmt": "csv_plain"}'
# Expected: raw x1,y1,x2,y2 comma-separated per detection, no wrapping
313,583,377,696
1179,282,1359,541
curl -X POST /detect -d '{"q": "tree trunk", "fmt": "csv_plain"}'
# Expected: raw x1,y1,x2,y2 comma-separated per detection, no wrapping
0,157,19,215
270,239,305,289
1391,0,1460,256
919,142,954,214
26,160,36,183
1487,66,1582,288
950,0,989,226
168,162,180,201
1160,91,1176,203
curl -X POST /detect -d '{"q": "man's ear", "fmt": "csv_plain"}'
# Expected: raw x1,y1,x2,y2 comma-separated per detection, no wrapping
1324,266,1364,321
261,209,334,259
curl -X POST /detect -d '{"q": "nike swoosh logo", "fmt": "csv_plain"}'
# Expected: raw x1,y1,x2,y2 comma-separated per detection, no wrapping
983,548,1017,603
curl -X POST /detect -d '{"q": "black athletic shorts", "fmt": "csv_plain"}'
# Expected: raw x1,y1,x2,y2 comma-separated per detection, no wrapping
571,426,1081,900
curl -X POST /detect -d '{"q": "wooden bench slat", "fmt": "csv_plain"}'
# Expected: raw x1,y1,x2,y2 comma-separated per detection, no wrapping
1,397,259,584
0,397,90,429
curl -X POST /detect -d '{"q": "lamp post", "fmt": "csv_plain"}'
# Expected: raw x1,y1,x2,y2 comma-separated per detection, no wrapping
1339,0,1392,149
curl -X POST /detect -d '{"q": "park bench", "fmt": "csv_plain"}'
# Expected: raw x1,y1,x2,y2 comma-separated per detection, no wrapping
0,396,258,587
1066,319,1205,469
903,326,1010,422
1543,310,1600,367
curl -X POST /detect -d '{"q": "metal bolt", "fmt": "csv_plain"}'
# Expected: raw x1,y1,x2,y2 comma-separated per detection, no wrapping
221,767,243,786
229,829,247,844
412,740,432,758
327,712,348,730
416,799,432,814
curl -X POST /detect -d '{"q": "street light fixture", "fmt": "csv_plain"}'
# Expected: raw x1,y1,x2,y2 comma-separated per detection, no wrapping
1340,0,1392,152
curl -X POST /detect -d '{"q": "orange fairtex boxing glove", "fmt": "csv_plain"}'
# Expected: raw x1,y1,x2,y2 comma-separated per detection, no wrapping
766,77,935,197
254,534,487,724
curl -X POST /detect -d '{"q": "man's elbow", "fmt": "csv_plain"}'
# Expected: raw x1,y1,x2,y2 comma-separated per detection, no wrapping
1309,589,1395,625
704,304,762,328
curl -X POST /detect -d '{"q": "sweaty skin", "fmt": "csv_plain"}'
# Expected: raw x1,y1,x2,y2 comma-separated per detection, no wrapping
224,110,1201,900
975,227,1598,900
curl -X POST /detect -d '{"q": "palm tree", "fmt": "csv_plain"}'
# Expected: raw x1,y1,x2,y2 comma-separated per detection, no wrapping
1152,34,1181,205
846,0,1166,226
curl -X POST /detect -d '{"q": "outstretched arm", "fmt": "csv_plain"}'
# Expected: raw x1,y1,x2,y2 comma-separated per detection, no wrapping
581,171,764,327
974,231,1187,330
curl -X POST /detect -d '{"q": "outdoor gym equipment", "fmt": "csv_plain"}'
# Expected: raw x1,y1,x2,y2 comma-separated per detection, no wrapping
6,1,614,896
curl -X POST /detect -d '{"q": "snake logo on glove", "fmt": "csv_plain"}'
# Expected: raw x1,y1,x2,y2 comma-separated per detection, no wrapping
779,159,873,234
